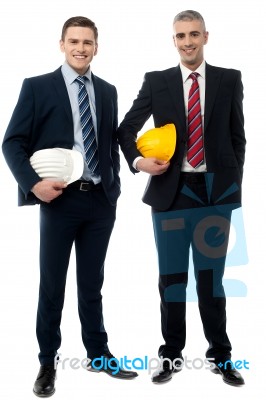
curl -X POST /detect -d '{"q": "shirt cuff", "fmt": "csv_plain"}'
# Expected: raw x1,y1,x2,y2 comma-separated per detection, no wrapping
132,156,144,171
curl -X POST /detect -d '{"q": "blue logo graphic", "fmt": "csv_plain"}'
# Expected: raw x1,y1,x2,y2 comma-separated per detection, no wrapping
217,360,249,370
152,173,248,301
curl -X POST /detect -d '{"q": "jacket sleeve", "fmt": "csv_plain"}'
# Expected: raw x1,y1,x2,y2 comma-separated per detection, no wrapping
230,71,246,179
117,73,153,172
111,86,120,185
2,78,41,196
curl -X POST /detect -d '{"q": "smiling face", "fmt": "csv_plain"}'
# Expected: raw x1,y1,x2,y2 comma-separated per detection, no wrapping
60,26,98,75
173,19,208,70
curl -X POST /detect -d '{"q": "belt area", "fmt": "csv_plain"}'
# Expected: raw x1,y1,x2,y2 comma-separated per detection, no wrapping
180,172,206,183
67,180,102,191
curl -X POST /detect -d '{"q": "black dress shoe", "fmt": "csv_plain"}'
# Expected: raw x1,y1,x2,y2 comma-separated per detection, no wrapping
211,363,245,386
87,353,138,379
152,359,182,384
33,365,56,397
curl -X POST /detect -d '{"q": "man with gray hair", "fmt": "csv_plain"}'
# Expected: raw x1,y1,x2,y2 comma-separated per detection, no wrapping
117,10,246,386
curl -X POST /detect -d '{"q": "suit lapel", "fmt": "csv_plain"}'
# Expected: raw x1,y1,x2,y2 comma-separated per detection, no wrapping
91,73,102,136
204,63,221,131
52,68,73,124
165,66,186,134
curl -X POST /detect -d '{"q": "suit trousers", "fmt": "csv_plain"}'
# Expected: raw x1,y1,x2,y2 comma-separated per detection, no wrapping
152,173,232,362
37,185,116,365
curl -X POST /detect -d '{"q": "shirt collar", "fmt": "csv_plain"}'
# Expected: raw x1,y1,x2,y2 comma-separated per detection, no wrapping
61,61,92,85
180,60,206,83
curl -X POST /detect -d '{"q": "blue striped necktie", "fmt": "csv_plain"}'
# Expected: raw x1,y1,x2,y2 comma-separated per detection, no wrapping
76,76,99,175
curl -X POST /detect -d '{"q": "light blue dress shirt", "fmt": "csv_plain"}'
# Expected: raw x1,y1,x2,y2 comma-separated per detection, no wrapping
61,62,101,183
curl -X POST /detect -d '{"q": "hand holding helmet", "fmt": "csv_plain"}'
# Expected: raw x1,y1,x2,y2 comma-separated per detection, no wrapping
29,148,84,202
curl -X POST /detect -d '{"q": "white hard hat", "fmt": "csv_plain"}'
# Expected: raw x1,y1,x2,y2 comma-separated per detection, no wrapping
30,148,84,184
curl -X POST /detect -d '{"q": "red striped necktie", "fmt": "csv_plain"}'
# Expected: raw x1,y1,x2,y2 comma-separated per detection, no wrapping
187,72,204,168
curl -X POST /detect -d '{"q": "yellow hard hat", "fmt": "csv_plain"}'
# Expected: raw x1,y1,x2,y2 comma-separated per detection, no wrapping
136,123,176,162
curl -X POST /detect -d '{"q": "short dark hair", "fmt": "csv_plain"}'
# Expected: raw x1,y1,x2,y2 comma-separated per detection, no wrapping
61,16,98,43
173,10,206,32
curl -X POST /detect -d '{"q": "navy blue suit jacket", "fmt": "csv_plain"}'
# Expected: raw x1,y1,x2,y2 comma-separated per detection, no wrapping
117,64,246,211
2,67,120,206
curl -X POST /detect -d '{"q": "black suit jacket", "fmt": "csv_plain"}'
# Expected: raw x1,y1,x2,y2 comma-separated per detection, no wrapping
2,67,120,206
117,63,246,210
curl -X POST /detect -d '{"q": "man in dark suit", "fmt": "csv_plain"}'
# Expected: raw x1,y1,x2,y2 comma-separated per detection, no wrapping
117,10,246,386
2,16,137,398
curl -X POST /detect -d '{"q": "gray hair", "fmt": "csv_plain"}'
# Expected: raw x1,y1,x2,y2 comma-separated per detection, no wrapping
173,10,206,32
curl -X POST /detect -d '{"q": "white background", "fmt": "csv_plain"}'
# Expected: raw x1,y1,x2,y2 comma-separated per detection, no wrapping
0,0,264,398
